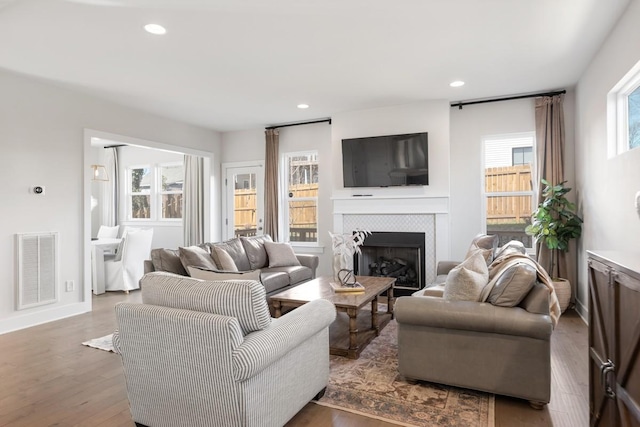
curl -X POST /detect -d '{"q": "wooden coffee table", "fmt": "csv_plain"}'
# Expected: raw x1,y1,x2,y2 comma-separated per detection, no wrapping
270,275,395,359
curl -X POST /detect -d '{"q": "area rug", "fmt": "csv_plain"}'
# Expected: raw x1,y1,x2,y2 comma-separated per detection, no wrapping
82,334,114,352
316,320,495,427
82,324,494,426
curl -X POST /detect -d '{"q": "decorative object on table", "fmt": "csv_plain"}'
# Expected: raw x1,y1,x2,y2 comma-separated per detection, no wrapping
525,179,583,312
330,269,365,293
329,229,370,281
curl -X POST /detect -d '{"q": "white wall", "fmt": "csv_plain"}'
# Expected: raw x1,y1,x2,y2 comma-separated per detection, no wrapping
575,0,640,318
0,69,220,334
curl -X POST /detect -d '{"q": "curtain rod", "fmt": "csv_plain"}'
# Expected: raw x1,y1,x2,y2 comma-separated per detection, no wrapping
451,90,566,110
103,144,126,149
265,117,331,130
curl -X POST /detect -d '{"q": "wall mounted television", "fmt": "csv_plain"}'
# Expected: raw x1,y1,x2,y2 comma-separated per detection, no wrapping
342,132,428,188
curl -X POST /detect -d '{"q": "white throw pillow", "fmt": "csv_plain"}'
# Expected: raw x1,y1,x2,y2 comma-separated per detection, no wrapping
213,247,239,271
187,266,261,282
443,250,489,301
264,242,301,268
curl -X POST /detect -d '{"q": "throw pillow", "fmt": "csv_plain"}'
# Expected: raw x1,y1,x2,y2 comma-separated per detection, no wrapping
187,266,261,282
486,263,537,307
240,235,273,270
493,240,527,260
151,248,188,276
212,247,239,271
443,250,489,301
465,233,499,265
209,238,251,271
264,242,301,268
178,245,218,273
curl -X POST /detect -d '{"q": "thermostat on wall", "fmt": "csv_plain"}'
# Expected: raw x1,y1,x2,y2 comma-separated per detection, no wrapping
32,186,45,195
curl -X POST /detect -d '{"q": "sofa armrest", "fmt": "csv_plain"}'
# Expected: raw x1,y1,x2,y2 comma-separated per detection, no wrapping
232,298,336,381
296,254,319,278
395,296,552,340
144,259,155,274
436,260,462,276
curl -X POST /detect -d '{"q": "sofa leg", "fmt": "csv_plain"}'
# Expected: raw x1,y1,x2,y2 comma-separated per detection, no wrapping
135,423,149,427
313,387,327,401
528,401,546,410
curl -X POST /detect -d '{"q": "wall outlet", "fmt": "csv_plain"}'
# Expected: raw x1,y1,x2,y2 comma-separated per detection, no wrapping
65,280,75,292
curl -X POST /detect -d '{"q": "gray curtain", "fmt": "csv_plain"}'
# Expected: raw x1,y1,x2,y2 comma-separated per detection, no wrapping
534,94,574,288
264,129,279,240
183,155,205,246
102,147,119,226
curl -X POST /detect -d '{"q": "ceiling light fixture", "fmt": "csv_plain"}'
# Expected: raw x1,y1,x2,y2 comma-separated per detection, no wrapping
450,80,465,88
297,104,309,109
144,24,167,35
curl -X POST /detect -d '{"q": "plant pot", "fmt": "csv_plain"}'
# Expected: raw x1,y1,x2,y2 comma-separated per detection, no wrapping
552,278,571,313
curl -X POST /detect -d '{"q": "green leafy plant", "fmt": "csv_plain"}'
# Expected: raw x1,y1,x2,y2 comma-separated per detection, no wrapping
525,179,583,277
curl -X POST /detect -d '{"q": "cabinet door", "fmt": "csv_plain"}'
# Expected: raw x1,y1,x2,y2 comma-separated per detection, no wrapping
589,258,617,426
613,270,640,427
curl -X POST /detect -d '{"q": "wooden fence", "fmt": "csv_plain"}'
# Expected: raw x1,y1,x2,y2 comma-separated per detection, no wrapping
485,165,532,224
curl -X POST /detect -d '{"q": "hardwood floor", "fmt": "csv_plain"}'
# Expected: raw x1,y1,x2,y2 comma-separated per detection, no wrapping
0,292,588,426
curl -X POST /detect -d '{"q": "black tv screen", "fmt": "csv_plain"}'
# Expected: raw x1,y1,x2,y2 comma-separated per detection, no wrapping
342,132,428,188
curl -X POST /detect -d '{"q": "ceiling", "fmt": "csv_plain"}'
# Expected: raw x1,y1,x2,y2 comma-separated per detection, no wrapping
0,0,630,132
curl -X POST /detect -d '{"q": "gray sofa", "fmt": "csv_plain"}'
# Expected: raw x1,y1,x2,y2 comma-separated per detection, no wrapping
114,272,336,427
395,259,554,407
143,235,319,297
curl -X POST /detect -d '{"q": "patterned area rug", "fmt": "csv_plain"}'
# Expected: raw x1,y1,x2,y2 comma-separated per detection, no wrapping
82,334,114,352
316,320,495,427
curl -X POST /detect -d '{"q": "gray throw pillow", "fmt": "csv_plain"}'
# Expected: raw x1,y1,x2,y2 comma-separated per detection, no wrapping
212,247,239,271
443,250,489,301
178,245,218,273
264,242,301,268
210,238,251,271
487,263,537,307
151,248,187,275
465,233,499,265
240,235,272,270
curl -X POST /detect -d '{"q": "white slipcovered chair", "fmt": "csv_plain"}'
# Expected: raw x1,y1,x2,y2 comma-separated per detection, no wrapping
105,228,153,292
96,224,120,239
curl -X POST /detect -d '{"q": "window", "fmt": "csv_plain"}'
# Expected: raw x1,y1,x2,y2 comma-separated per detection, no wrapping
608,59,640,156
128,163,183,221
483,133,536,250
283,152,318,243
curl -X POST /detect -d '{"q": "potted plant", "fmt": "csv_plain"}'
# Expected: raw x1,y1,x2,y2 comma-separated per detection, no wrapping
525,179,583,311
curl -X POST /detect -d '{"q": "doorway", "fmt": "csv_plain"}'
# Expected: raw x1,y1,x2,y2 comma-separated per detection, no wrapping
223,163,264,240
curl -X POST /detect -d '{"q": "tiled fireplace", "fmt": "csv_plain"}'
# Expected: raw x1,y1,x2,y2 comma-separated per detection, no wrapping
333,195,450,293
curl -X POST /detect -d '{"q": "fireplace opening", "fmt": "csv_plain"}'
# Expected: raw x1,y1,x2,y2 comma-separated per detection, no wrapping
353,231,425,296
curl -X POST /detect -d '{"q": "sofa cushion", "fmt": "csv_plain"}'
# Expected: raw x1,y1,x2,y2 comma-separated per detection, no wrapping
486,262,537,307
212,247,240,271
178,245,218,273
151,248,188,276
263,266,312,285
443,251,489,301
264,242,301,268
240,235,273,270
210,238,251,271
465,233,499,265
260,271,290,294
141,272,271,335
187,266,261,282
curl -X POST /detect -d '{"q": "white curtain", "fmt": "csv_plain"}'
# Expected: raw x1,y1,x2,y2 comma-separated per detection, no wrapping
183,155,205,246
101,147,119,226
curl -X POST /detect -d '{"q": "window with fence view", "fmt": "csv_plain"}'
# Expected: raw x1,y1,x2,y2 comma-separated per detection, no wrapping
285,152,318,243
484,133,535,248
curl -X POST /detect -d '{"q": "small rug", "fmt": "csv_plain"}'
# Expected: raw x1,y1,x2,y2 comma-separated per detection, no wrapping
82,334,114,352
316,320,495,427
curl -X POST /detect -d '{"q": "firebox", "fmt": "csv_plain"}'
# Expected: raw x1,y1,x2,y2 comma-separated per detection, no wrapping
353,231,425,296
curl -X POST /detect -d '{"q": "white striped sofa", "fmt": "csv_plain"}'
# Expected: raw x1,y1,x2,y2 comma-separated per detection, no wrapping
114,272,336,427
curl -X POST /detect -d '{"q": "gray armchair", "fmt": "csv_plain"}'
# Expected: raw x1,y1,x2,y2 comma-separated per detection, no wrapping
395,262,554,408
114,272,336,427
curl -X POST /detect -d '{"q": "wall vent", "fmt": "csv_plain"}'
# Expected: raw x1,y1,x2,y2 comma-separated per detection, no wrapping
16,232,58,310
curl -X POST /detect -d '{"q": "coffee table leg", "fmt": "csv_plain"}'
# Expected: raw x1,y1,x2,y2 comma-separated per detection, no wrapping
388,286,395,319
347,307,358,354
371,297,379,334
273,301,282,318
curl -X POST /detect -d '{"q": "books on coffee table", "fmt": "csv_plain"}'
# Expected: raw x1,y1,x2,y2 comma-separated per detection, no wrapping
329,281,365,293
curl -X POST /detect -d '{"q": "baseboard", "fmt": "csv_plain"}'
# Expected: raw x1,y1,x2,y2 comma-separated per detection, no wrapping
574,299,588,325
0,302,91,335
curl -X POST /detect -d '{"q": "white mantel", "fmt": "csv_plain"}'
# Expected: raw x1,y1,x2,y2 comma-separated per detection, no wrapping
332,194,450,284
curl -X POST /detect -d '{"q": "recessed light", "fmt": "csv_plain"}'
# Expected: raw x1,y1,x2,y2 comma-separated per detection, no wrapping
144,24,167,35
450,80,465,88
297,104,309,109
